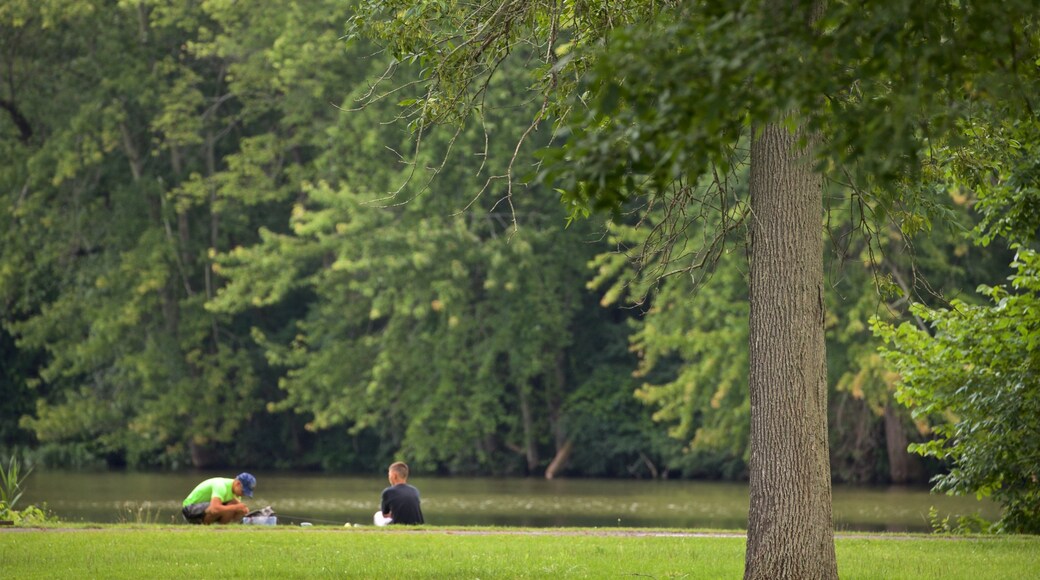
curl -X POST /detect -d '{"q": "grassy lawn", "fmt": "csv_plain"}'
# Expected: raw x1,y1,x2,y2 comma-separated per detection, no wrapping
2,526,1038,579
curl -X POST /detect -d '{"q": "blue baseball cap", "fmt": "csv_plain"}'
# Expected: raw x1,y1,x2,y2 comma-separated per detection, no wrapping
236,472,256,497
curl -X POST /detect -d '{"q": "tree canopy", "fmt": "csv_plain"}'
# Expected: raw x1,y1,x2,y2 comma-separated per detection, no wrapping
0,3,1035,551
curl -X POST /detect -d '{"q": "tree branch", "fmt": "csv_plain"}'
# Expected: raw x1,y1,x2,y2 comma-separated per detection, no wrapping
0,98,33,143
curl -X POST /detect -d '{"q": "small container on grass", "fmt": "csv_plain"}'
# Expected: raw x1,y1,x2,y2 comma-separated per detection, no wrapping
242,516,277,525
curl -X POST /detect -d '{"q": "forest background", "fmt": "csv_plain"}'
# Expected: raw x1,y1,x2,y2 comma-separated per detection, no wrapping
0,0,1026,494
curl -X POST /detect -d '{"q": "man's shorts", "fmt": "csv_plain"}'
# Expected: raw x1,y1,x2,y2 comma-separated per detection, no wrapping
182,502,209,524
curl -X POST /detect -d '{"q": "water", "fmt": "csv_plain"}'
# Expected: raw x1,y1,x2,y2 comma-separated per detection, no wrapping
20,470,999,532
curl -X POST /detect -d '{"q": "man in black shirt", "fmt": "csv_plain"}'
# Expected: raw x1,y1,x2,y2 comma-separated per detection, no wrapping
375,461,424,526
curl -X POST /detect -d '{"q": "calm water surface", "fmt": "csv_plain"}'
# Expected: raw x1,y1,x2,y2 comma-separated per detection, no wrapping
21,470,999,532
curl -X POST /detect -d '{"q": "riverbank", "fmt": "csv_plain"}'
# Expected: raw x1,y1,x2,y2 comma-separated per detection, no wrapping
22,470,1000,531
3,526,1037,578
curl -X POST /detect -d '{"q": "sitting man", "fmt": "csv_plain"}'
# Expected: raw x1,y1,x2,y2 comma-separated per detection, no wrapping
182,472,256,525
374,461,424,526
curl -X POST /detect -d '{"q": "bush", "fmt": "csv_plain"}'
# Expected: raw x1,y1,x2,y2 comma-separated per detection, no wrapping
0,453,58,525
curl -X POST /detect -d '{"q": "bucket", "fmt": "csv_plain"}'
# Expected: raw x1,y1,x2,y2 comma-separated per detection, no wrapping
242,516,277,525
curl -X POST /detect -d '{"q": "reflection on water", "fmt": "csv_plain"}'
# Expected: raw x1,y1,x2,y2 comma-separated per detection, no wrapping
20,470,1000,532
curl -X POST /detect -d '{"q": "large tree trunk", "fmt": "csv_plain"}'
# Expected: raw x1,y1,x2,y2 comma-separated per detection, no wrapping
744,120,837,579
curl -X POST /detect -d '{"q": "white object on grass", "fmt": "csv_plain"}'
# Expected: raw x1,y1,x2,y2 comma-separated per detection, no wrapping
242,516,277,525
373,511,393,527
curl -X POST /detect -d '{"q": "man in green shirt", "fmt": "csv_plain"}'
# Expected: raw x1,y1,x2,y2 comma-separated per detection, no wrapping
181,473,256,525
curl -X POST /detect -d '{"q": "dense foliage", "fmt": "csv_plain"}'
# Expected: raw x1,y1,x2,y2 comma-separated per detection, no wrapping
0,0,660,475
877,249,1040,533
875,117,1040,533
347,4,1040,562
0,0,1034,525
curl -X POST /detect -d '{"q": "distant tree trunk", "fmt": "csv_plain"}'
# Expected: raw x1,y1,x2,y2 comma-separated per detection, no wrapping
544,439,573,480
519,386,539,472
884,401,925,484
745,119,837,579
829,393,883,483
189,440,220,468
545,352,569,479
205,131,220,346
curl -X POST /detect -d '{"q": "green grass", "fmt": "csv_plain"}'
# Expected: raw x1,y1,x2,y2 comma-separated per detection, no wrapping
2,526,1038,579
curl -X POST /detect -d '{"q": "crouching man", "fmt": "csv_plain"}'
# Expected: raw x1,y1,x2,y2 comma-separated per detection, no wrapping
182,472,256,525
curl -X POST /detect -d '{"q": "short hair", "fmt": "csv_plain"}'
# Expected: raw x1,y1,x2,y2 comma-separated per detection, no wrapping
389,461,409,480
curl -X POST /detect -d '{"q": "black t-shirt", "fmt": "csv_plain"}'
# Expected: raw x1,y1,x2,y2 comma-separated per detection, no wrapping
380,483,424,525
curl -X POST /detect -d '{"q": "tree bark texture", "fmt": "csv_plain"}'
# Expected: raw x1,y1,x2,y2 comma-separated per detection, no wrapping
745,122,837,579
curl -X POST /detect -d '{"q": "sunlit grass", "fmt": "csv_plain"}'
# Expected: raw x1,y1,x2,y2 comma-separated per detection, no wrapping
2,526,1038,579
835,536,1040,579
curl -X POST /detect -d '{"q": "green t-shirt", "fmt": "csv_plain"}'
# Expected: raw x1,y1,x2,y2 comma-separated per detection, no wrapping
182,477,237,507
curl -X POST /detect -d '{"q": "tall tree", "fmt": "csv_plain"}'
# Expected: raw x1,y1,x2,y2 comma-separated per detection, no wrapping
745,119,835,574
351,1,841,576
352,0,1040,577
